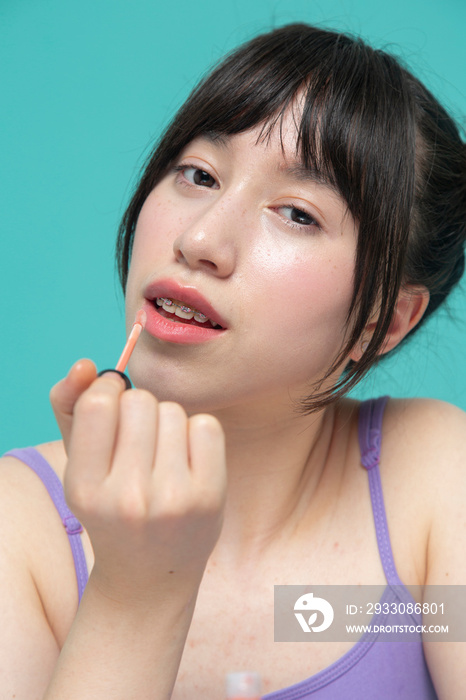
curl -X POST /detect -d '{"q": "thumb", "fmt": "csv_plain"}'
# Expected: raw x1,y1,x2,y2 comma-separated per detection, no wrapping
50,359,97,453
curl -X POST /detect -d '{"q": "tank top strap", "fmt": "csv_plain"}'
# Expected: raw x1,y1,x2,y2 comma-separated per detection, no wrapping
357,397,403,586
3,447,89,601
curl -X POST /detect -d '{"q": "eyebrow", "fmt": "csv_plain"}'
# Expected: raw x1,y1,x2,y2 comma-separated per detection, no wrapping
281,162,337,193
202,130,231,148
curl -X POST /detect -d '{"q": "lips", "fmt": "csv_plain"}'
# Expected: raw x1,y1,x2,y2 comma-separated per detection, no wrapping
144,279,228,329
141,279,228,344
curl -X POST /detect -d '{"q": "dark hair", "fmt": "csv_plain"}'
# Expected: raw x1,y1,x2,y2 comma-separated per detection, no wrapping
116,23,466,411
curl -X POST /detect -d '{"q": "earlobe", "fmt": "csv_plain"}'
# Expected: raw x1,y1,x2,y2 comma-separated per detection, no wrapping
349,285,430,362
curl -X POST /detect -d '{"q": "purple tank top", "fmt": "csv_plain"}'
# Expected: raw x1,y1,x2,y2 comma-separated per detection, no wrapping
3,397,438,698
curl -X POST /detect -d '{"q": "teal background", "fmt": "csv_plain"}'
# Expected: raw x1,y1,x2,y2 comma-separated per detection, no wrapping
1,0,465,453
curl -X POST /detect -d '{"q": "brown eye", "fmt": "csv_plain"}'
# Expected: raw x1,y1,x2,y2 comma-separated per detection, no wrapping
279,205,319,228
289,207,314,225
184,166,217,188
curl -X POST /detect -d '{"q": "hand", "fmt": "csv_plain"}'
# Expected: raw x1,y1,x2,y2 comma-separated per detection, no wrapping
50,360,227,604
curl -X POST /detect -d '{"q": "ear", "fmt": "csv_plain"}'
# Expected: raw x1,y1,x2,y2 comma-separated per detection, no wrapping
350,285,430,362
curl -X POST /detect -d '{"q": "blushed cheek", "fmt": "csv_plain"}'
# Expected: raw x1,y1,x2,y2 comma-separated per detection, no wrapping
131,193,178,259
253,242,354,323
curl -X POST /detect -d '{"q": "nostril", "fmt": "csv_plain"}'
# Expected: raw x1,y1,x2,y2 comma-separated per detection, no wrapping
173,247,184,263
199,259,218,271
174,246,219,272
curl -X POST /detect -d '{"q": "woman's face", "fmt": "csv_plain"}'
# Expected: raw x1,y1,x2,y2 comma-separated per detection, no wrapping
125,116,358,416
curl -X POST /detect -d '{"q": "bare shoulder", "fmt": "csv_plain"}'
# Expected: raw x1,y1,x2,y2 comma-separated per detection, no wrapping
0,440,69,547
0,441,65,523
0,439,67,476
0,439,72,591
347,397,466,592
0,442,76,697
382,397,466,479
380,397,466,574
389,400,466,568
383,401,466,698
0,441,80,643
379,397,466,518
384,394,465,431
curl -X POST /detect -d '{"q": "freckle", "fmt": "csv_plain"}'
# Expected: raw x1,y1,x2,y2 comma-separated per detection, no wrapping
169,570,174,574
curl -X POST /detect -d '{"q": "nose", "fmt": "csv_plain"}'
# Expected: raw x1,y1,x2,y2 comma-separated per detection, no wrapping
173,197,238,278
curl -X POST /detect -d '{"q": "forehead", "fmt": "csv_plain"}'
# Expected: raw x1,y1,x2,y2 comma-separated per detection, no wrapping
199,105,303,158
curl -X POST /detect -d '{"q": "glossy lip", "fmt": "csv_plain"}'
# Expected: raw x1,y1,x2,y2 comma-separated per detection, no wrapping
142,279,228,345
144,279,228,329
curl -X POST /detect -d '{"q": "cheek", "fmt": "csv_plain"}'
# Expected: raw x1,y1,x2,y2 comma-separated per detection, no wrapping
130,191,177,260
295,259,354,320
124,194,171,318
246,238,355,329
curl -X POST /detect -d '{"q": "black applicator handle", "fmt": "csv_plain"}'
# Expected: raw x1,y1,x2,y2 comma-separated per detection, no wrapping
97,369,132,390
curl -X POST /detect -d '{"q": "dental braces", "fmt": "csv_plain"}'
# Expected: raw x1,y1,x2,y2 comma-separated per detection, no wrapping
156,297,208,323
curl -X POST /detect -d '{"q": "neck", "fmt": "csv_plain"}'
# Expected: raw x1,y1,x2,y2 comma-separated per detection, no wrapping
208,400,342,567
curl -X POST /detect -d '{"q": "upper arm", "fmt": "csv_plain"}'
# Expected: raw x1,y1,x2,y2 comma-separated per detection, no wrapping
0,542,60,699
0,457,61,699
410,401,466,699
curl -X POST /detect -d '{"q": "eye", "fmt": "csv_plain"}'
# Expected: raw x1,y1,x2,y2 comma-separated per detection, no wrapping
278,205,320,229
174,164,218,189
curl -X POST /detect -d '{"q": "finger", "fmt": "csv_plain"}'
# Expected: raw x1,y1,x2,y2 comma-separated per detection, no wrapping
188,414,227,504
50,359,97,452
65,372,128,499
109,389,158,508
152,402,190,485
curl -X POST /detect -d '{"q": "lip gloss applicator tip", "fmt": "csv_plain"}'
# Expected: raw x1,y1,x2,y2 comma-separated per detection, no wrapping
115,309,147,373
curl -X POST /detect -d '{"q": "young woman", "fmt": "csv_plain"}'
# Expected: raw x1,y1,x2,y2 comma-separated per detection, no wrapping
1,23,465,700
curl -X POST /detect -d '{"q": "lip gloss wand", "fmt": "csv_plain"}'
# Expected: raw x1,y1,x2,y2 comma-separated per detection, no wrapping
97,309,147,388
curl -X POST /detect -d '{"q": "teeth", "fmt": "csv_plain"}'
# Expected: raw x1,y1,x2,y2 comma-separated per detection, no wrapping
155,297,219,327
175,305,194,320
162,299,176,314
